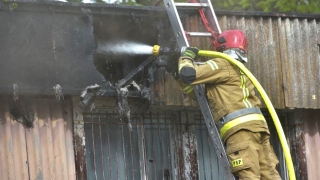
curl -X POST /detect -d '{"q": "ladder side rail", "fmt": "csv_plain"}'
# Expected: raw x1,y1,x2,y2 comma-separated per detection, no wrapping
163,0,189,47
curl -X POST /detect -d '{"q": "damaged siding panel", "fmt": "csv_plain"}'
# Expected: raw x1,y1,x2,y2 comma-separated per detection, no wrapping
289,19,305,107
64,99,78,180
74,123,87,180
277,18,320,108
83,110,230,180
25,101,45,180
308,20,320,108
0,96,76,180
303,19,320,108
279,18,291,109
73,97,88,180
286,110,308,179
311,20,320,106
50,99,69,179
304,110,320,180
37,98,56,179
33,97,76,180
196,124,224,179
283,18,297,107
0,98,29,180
84,112,176,180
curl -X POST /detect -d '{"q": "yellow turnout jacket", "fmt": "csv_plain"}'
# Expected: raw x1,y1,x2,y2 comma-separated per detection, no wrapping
177,55,270,141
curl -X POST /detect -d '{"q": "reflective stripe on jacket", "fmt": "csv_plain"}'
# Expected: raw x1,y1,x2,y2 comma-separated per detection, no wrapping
177,56,269,141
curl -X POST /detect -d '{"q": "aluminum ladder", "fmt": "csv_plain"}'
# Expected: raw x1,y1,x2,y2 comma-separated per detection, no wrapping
162,0,235,179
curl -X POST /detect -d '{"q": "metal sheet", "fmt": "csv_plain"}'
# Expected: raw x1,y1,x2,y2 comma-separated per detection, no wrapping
0,98,29,180
304,110,320,180
83,111,228,180
278,18,320,108
0,96,76,180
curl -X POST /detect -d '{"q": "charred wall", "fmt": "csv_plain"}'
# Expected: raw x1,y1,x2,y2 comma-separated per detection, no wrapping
0,1,172,96
0,2,99,94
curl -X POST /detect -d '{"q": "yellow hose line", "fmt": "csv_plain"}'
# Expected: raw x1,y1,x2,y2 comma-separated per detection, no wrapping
198,50,296,180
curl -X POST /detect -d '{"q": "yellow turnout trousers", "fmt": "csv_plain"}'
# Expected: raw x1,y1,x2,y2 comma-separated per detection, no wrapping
226,130,282,180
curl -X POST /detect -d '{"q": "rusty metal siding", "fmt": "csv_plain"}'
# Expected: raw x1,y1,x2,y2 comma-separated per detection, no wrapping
285,109,320,180
0,98,29,180
303,109,320,180
83,110,230,180
279,18,320,108
0,96,76,180
162,15,320,109
81,106,290,179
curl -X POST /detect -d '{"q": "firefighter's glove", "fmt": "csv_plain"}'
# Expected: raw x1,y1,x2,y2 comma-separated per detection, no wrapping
183,47,199,60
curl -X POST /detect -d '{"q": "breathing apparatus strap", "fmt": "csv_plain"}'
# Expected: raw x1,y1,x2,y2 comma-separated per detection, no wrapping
217,107,264,137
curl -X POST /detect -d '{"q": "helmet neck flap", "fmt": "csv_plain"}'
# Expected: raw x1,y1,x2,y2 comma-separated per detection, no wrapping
223,48,248,63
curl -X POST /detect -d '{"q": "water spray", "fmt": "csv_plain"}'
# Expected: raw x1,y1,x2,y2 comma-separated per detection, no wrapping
97,42,154,55
98,42,186,57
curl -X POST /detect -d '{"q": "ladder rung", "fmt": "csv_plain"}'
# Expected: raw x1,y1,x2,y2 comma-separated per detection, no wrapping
175,3,208,8
188,32,212,37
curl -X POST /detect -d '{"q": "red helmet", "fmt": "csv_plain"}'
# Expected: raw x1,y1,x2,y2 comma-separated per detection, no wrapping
214,30,247,52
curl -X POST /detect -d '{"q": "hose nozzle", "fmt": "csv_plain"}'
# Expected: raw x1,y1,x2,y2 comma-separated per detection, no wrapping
152,45,161,56
152,45,187,57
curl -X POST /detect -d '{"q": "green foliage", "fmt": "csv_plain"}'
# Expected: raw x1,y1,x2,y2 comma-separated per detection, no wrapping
123,0,320,14
11,2,17,9
68,0,82,2
3,0,18,10
64,0,319,14
211,0,320,14
67,0,106,3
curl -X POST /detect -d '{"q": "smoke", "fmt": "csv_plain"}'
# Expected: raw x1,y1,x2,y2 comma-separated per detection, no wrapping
97,41,153,55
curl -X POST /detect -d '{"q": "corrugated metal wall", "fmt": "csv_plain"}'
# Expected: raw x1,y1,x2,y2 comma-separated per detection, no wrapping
79,98,289,180
161,14,320,109
285,109,320,180
83,110,233,180
0,96,75,180
304,110,320,179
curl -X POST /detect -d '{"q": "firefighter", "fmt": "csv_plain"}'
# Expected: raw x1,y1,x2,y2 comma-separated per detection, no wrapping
176,30,282,180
